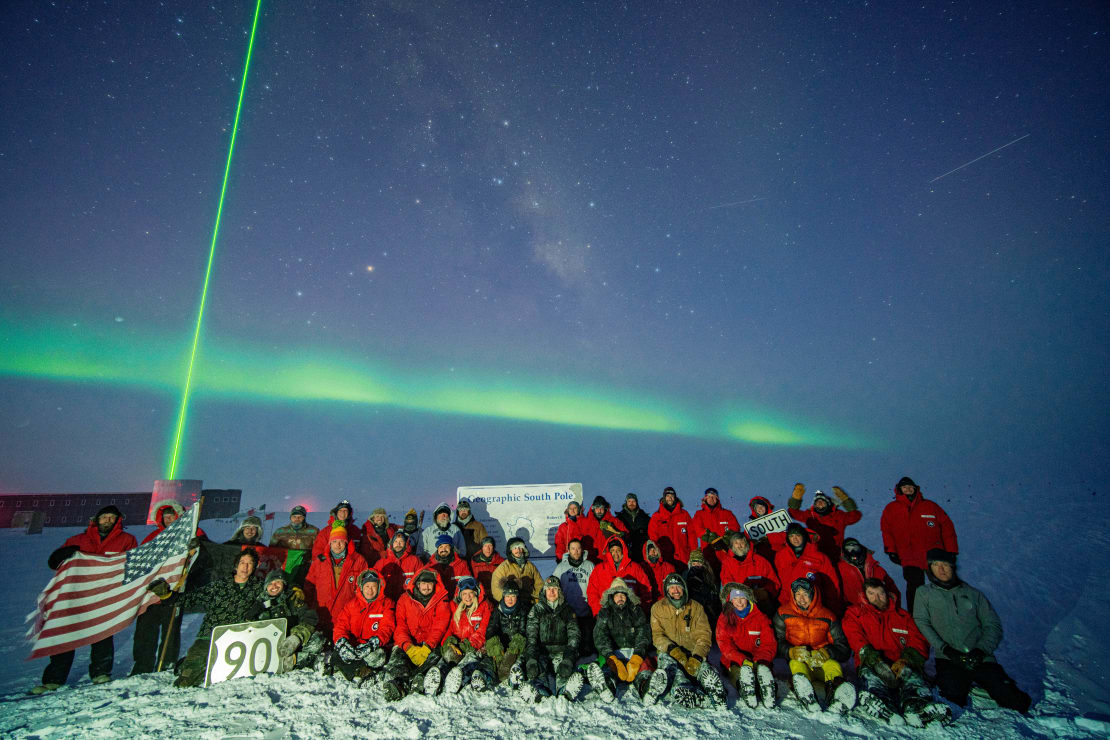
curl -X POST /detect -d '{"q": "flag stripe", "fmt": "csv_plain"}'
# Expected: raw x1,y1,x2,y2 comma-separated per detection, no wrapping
38,560,187,624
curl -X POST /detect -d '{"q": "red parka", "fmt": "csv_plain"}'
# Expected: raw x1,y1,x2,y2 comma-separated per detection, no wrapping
65,518,137,555
641,540,676,602
332,576,396,646
469,552,504,597
358,520,399,566
377,541,423,602
719,548,780,602
394,567,451,651
648,499,697,565
578,510,628,561
838,552,900,610
787,505,862,562
429,552,473,601
747,496,787,562
304,542,369,633
447,584,493,651
140,502,207,545
693,500,741,542
716,600,777,668
843,595,929,664
310,516,362,558
774,540,841,614
554,506,593,561
879,485,958,570
586,537,652,615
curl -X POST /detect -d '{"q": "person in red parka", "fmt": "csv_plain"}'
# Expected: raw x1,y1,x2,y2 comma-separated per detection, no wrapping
554,501,593,561
433,576,494,695
641,539,676,602
35,505,138,692
428,533,472,601
304,526,369,636
716,582,778,710
381,567,451,701
774,523,842,615
747,496,787,562
648,486,697,566
692,487,741,571
718,532,780,614
377,530,423,602
311,499,362,559
843,578,947,725
358,507,398,566
578,496,628,561
786,483,863,563
838,538,900,610
880,476,958,613
331,569,395,681
469,536,504,596
586,537,652,616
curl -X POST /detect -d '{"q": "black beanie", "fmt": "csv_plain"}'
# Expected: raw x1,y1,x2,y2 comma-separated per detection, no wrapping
926,549,957,566
591,495,610,510
95,505,122,520
625,492,638,504
897,476,917,489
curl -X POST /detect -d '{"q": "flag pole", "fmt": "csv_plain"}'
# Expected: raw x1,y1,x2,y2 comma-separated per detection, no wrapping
156,496,204,672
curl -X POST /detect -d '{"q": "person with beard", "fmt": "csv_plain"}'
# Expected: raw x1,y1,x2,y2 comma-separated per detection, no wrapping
331,569,395,682
269,505,318,584
616,493,651,560
586,537,652,617
913,550,1030,714
401,508,422,551
587,577,653,703
773,577,855,714
469,536,504,596
844,578,949,726
682,549,721,630
490,537,543,606
786,483,863,563
382,568,451,700
358,507,397,566
716,583,777,710
251,570,325,673
579,496,628,560
838,537,900,610
641,539,676,602
32,506,138,693
552,538,595,647
453,498,488,560
554,500,592,561
522,576,585,702
648,486,696,567
420,502,466,558
481,578,528,688
746,495,788,561
692,487,741,572
377,530,423,601
646,572,725,706
304,526,368,636
428,534,472,601
774,522,842,615
311,500,362,559
718,532,780,615
881,477,959,612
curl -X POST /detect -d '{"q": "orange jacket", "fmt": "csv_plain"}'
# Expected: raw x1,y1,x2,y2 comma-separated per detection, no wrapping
772,589,850,662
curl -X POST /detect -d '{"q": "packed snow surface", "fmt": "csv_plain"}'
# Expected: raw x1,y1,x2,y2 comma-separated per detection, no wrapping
2,491,1108,739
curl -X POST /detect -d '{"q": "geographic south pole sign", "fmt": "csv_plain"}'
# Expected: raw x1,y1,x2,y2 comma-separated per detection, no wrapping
457,483,582,559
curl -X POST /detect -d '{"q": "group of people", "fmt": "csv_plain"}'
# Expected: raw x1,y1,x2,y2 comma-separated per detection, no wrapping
31,479,1032,725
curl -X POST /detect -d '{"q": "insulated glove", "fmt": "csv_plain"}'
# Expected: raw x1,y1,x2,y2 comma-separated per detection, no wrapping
289,624,314,645
809,648,831,665
900,647,926,673
789,483,805,505
858,645,882,669
406,644,432,666
146,578,172,599
289,586,306,608
683,655,702,676
668,644,691,664
334,638,357,663
885,552,901,566
556,659,576,680
606,655,628,682
625,655,644,679
788,646,811,662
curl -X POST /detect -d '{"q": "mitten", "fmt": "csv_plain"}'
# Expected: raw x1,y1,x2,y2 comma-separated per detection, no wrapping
507,633,526,655
485,639,504,661
406,644,431,666
899,647,926,673
831,485,857,512
885,552,901,566
858,645,881,669
334,638,357,663
290,623,314,645
556,659,575,680
606,655,628,682
146,578,172,599
683,655,702,676
788,483,805,509
668,644,690,664
441,638,465,662
788,645,810,662
810,648,831,665
700,529,716,546
289,586,306,608
625,654,644,679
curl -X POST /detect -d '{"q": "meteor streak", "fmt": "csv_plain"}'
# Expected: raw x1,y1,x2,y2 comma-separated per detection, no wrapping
929,134,1030,184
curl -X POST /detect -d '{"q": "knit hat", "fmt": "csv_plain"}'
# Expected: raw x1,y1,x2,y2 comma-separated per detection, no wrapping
329,525,349,542
785,522,808,540
290,505,307,517
414,569,438,585
812,490,833,507
404,508,419,522
896,476,917,489
662,486,676,496
371,507,387,518
390,530,408,547
264,569,288,588
662,572,685,592
704,487,719,498
625,492,638,504
435,533,454,549
480,535,496,547
500,577,521,597
332,500,353,517
790,576,816,596
543,575,562,592
719,581,755,606
357,569,381,588
457,498,471,510
926,549,957,566
95,505,123,520
687,548,706,565
591,495,610,510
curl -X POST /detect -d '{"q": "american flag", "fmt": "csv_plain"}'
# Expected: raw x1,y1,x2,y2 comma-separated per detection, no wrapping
26,502,199,660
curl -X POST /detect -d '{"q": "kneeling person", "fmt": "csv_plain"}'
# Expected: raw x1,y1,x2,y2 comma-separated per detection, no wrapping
647,573,726,706
589,578,653,702
716,583,778,709
250,570,324,672
381,568,451,701
332,569,395,682
773,577,855,714
523,576,584,701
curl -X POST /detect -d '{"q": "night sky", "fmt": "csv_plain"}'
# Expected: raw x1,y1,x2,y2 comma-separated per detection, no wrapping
2,2,1107,513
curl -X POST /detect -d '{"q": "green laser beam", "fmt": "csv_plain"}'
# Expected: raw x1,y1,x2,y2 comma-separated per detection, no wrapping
167,0,264,479
0,316,879,451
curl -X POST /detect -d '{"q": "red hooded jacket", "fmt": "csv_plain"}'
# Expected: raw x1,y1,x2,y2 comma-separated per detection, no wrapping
640,540,676,602
578,510,628,561
65,518,137,556
747,496,787,562
140,502,208,545
843,595,929,664
879,485,958,569
786,505,862,562
586,537,652,615
332,577,396,646
469,551,504,596
554,507,593,561
394,567,451,651
311,516,363,558
716,599,777,668
429,551,473,601
838,552,900,609
774,540,841,614
718,548,780,602
377,538,424,602
648,499,696,565
358,520,399,566
447,584,493,651
305,541,369,633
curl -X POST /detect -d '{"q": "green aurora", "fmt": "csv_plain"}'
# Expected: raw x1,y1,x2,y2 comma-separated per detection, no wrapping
0,317,876,467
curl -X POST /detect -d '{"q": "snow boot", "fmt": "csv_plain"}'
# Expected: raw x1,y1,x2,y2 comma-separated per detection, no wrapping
643,667,670,706
519,679,540,704
277,634,302,657
731,663,758,709
300,632,327,661
858,690,905,725
423,665,443,696
756,663,776,709
470,669,490,692
791,672,820,714
280,654,297,673
903,697,952,727
443,665,464,694
561,669,585,700
381,679,403,702
672,683,705,708
91,674,111,685
695,661,727,706
586,662,616,703
507,660,525,690
29,683,61,696
363,647,388,669
826,678,857,714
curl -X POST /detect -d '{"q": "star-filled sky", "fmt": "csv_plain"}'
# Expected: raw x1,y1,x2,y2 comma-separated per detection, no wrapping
2,1,1107,512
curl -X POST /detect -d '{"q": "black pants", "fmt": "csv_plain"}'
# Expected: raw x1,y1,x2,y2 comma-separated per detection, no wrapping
902,566,926,613
935,659,1031,714
131,601,183,674
42,636,114,685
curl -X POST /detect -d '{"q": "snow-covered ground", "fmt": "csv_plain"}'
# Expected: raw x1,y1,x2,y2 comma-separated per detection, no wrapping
2,492,1108,739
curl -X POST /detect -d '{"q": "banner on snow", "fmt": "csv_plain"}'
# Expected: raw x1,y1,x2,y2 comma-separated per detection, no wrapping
457,483,582,559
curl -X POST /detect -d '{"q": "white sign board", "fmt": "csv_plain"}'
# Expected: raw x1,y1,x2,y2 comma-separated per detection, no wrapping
458,483,582,559
743,509,792,541
204,618,287,688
